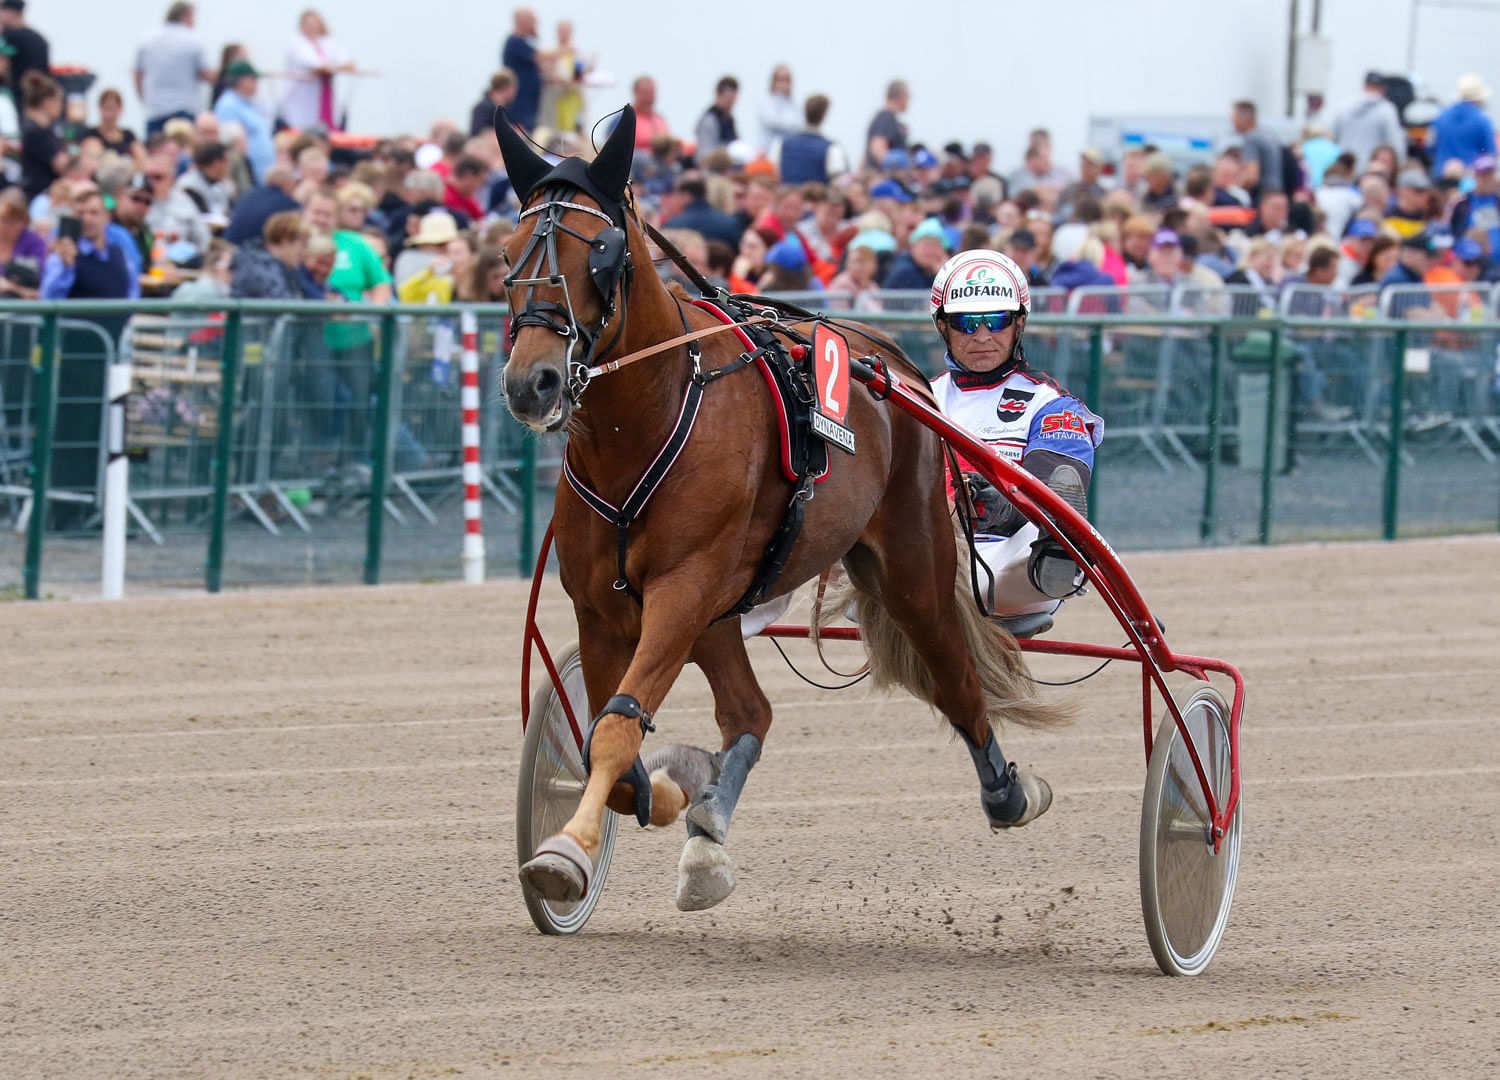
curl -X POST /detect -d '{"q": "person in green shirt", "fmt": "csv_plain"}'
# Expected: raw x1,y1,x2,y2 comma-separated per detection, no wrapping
306,185,391,347
304,186,392,461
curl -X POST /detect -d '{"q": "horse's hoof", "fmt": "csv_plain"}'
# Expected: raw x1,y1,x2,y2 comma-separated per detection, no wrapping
676,835,736,911
520,834,591,902
684,799,730,845
990,768,1053,830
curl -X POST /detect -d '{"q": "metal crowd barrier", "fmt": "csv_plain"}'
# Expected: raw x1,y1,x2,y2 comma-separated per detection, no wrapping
5,297,1499,598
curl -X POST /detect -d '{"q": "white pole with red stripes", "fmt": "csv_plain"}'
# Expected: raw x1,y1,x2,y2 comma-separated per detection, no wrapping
460,311,485,584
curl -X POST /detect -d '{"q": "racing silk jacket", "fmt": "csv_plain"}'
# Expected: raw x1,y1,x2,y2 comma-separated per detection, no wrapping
933,359,1104,536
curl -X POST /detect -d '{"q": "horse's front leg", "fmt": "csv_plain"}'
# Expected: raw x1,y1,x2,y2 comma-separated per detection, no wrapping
675,617,773,911
519,573,718,904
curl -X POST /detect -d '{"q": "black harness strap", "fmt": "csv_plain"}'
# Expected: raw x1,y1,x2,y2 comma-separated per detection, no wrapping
644,219,720,299
563,371,705,604
716,475,813,620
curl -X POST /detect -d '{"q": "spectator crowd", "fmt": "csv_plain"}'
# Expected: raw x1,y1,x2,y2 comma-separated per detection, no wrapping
0,0,1496,331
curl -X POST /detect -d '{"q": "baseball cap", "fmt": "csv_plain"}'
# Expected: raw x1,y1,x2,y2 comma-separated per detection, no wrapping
1080,146,1105,165
1401,232,1434,252
1397,169,1432,190
0,40,14,58
868,178,913,203
909,217,952,249
1151,228,1181,248
1453,237,1485,262
912,147,938,169
1346,218,1378,239
849,228,896,254
766,237,808,271
0,0,24,11
924,177,970,197
1008,227,1036,251
881,148,911,171
225,60,259,80
1474,154,1497,173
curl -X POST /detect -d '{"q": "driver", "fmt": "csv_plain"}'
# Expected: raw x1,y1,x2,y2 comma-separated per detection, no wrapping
929,250,1104,619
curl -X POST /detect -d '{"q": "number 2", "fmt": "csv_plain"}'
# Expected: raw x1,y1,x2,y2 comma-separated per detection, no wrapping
822,337,843,417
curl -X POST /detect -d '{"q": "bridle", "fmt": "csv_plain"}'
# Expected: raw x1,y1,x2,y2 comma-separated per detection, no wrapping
504,187,633,404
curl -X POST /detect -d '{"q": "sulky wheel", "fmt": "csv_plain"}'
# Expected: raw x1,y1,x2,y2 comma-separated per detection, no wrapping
1139,685,1242,976
516,642,618,934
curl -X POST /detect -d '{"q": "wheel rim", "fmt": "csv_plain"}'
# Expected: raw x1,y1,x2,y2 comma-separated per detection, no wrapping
521,648,617,933
1145,688,1241,973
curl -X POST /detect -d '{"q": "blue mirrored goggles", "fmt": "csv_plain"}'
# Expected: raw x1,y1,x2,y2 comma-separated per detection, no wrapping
947,310,1017,334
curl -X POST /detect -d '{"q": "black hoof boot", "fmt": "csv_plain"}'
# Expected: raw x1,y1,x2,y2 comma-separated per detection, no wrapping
966,728,1052,830
582,694,656,828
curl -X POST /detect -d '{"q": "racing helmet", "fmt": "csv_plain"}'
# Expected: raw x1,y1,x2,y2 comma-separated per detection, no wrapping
929,250,1031,324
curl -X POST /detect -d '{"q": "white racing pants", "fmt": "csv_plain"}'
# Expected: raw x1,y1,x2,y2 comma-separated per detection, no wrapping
973,523,1080,617
739,524,1080,640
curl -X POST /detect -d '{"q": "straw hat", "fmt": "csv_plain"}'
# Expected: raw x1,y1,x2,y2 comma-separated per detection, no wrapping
1458,74,1490,103
413,212,459,247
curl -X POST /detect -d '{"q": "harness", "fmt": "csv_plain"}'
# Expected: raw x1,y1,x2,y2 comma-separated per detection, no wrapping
506,176,835,620
560,289,825,620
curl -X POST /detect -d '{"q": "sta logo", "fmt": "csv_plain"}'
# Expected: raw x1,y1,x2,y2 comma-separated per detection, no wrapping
1040,410,1088,435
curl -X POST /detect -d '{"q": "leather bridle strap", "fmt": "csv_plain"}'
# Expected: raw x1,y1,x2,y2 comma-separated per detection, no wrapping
643,219,721,299
585,316,774,379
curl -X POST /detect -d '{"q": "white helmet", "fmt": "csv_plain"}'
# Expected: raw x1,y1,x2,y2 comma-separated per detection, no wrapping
929,250,1031,322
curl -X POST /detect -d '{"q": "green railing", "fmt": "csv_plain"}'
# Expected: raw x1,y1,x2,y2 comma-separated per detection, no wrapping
3,300,1498,598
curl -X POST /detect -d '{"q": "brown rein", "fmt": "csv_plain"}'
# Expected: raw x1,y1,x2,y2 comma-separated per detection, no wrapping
584,315,775,379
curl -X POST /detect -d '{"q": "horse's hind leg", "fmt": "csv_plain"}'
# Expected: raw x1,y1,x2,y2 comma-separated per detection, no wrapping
844,523,1053,830
675,618,773,911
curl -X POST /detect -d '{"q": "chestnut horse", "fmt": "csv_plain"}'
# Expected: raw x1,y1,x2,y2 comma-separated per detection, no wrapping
498,106,1067,913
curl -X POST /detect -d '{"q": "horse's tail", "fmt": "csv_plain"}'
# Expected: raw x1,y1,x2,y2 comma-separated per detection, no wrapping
813,533,1073,731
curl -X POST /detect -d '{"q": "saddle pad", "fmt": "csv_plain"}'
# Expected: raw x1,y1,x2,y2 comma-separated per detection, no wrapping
691,299,830,485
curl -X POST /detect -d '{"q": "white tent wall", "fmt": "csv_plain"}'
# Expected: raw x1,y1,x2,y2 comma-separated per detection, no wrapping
39,0,1500,167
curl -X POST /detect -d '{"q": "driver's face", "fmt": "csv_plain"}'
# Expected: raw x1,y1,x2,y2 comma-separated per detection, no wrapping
943,312,1022,374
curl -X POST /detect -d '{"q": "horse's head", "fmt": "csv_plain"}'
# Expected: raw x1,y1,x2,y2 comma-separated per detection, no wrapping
496,106,637,432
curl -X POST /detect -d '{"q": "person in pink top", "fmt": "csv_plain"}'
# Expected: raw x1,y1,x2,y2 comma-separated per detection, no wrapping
630,75,670,151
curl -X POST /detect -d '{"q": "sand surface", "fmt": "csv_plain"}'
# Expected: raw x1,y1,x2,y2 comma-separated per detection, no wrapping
4,537,1499,1078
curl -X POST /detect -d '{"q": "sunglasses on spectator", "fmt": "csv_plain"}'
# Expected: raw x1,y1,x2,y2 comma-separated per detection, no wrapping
130,192,153,204
948,311,1017,334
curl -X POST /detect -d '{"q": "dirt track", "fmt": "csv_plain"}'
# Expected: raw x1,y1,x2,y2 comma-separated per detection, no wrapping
4,537,1500,1079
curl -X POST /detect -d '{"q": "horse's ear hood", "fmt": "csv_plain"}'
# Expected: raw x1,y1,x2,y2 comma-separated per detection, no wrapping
587,105,636,201
494,107,551,204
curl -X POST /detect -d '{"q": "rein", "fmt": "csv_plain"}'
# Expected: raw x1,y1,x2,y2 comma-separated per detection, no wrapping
584,315,774,378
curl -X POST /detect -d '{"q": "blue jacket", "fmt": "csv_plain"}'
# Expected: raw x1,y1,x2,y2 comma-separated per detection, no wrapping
779,131,833,184
664,199,744,247
224,185,301,246
213,89,275,183
881,253,935,290
1378,261,1431,318
1048,259,1113,292
41,236,140,300
1431,100,1497,173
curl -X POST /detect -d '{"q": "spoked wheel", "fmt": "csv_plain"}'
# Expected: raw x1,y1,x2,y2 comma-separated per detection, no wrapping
1139,685,1242,975
516,643,617,934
